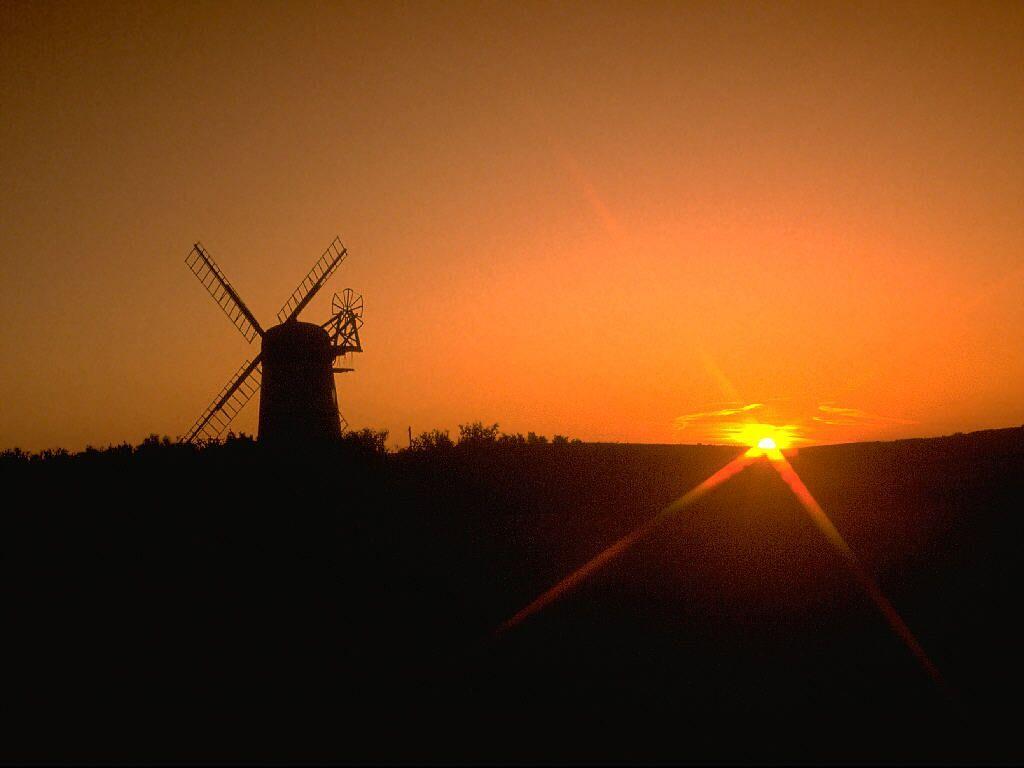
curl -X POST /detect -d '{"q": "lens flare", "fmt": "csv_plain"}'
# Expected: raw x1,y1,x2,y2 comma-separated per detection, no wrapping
496,440,947,697
742,428,789,460
495,452,756,636
768,453,948,693
726,422,801,455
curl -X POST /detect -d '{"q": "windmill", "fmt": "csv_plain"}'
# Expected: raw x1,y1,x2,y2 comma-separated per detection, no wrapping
180,236,364,444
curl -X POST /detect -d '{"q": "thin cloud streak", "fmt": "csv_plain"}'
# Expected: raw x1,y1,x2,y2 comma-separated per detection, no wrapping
813,404,917,428
673,399,917,446
675,402,764,428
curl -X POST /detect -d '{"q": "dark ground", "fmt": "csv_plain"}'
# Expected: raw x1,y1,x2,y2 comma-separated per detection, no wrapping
2,427,1023,763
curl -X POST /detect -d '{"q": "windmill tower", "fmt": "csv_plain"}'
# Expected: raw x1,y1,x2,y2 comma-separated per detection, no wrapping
180,236,364,444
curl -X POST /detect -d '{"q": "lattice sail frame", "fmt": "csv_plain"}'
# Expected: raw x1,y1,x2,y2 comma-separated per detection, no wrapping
185,243,263,342
181,235,361,444
182,358,263,444
276,236,348,324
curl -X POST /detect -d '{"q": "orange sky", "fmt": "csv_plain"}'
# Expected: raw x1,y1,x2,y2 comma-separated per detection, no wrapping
2,0,1022,451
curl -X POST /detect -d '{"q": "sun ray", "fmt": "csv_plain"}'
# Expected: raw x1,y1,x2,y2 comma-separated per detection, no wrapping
767,452,949,694
495,428,948,697
495,452,756,636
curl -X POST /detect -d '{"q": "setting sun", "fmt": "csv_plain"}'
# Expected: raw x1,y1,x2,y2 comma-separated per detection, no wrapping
3,1,1024,763
724,422,800,454
727,423,797,459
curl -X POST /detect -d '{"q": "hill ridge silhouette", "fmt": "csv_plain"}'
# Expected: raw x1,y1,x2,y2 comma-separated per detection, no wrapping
2,423,1022,761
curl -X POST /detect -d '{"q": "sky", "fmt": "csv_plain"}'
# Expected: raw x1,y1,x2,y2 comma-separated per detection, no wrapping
1,0,1022,451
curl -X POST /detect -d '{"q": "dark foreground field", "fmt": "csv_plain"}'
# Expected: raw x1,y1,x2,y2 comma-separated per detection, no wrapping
3,427,1024,763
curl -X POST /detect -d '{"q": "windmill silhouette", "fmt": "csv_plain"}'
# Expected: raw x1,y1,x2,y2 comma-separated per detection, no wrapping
180,236,364,444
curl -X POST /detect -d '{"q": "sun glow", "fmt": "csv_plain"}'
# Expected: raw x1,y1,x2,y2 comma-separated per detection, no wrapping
750,434,781,461
730,423,798,459
497,443,947,695
725,422,800,450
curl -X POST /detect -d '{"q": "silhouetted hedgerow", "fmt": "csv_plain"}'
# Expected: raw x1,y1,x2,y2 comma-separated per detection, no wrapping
0,421,585,466
2,426,1024,761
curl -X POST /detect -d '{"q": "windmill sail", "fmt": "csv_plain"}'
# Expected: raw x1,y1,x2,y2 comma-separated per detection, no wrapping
180,233,364,445
276,236,348,324
181,357,263,444
186,243,264,342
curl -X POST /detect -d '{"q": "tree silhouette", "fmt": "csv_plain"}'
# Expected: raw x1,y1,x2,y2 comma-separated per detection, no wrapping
457,421,501,448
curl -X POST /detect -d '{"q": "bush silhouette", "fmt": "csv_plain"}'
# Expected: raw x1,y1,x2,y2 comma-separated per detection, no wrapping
457,421,501,448
2,424,1023,761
